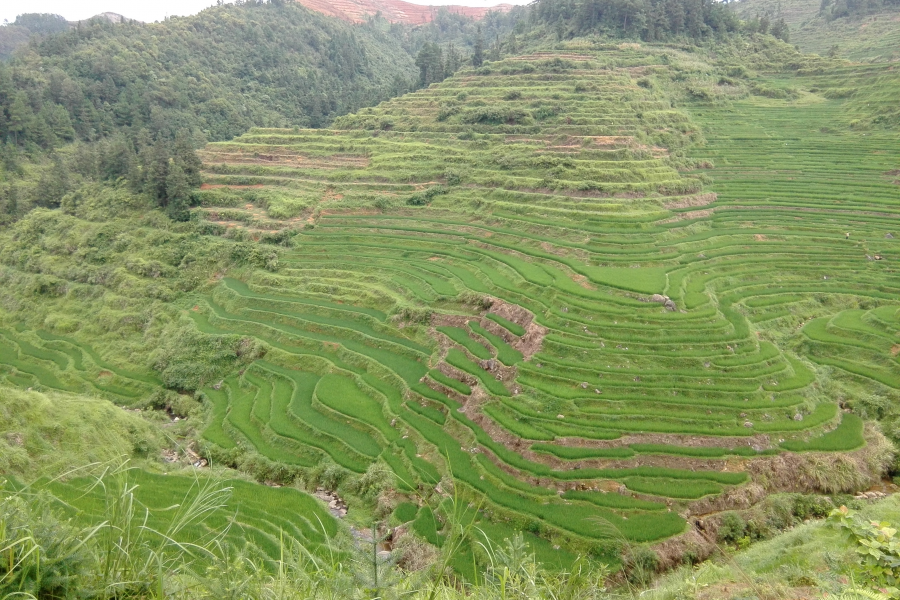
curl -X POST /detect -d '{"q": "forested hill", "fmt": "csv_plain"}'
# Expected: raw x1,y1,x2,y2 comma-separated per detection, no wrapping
0,1,417,146
0,0,801,156
0,0,810,224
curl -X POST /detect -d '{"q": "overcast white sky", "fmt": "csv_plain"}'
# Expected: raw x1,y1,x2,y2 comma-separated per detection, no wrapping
1,0,529,25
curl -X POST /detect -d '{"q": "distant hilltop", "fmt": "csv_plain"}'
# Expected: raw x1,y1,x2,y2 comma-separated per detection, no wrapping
294,0,513,24
86,12,134,24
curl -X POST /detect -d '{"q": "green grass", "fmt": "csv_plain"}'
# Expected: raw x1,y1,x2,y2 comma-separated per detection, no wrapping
445,348,510,397
392,501,419,524
412,506,443,546
428,369,472,395
437,326,492,360
30,469,338,561
485,314,526,337
468,321,524,365
532,443,635,460
623,477,724,500
315,373,396,441
781,414,866,452
0,385,161,477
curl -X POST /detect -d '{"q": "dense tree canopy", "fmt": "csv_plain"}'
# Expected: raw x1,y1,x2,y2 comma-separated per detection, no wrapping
0,1,417,149
530,0,741,40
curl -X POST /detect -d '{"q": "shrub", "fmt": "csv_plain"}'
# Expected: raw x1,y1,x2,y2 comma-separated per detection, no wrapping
532,105,561,120
437,104,460,122
623,546,659,585
407,185,448,206
0,493,92,598
791,494,834,520
460,107,530,125
718,512,747,544
830,506,900,596
314,462,351,490
350,462,393,501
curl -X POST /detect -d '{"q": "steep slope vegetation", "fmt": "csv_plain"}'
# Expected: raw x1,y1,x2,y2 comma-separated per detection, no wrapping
731,0,900,60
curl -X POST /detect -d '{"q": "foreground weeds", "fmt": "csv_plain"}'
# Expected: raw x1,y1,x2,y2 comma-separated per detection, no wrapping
2,466,898,600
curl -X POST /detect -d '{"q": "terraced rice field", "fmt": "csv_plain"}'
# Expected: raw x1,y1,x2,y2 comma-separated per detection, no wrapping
2,46,895,558
0,325,160,403
184,48,899,554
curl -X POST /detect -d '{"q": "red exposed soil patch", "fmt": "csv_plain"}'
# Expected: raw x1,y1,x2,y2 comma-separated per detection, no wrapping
892,344,900,356
570,273,596,290
322,189,344,202
294,0,511,24
97,370,113,379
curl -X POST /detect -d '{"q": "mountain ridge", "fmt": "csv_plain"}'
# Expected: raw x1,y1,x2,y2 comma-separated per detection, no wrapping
294,0,512,24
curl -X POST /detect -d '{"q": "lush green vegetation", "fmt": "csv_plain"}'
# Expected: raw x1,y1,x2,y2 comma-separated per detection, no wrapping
177,36,898,568
0,0,897,595
3,463,897,599
0,385,160,476
731,0,900,61
0,3,417,146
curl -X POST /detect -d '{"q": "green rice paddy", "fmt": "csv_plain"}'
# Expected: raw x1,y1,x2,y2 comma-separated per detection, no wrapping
9,469,339,564
2,43,896,558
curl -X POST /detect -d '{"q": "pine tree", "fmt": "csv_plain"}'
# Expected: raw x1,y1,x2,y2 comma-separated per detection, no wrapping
489,37,501,62
506,33,519,55
38,154,71,208
445,42,462,75
415,44,433,87
147,139,171,204
8,93,32,146
770,17,790,41
4,184,18,216
430,44,444,84
0,141,22,176
173,132,202,188
415,43,446,86
472,27,485,68
165,159,191,221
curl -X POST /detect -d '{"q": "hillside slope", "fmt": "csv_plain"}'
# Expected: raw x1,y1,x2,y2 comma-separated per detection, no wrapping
0,2,417,144
731,0,900,60
0,24,897,587
295,0,513,24
187,38,897,563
